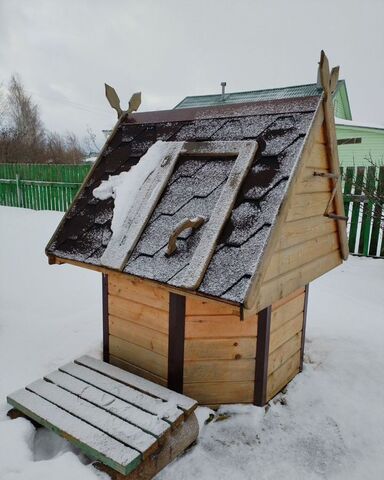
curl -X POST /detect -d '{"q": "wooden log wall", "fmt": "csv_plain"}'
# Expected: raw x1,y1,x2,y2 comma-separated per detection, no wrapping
183,297,257,405
107,273,169,386
105,278,307,406
257,124,342,311
266,287,306,401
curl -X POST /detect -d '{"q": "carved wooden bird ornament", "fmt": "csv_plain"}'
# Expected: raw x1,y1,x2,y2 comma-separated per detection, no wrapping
105,84,142,118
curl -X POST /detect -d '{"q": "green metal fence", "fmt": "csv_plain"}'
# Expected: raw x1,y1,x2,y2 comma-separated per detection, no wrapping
341,165,384,257
0,164,91,211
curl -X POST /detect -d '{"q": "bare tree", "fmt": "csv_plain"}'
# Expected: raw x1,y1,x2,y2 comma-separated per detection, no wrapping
0,74,86,164
84,125,100,155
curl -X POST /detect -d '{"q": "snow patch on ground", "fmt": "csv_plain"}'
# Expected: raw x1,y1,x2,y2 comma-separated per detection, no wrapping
0,207,103,479
1,206,384,479
92,141,168,235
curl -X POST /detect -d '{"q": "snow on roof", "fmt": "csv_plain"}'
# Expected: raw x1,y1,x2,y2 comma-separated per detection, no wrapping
93,141,170,236
335,117,384,131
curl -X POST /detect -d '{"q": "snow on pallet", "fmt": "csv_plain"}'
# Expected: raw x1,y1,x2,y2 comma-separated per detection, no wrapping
7,356,198,478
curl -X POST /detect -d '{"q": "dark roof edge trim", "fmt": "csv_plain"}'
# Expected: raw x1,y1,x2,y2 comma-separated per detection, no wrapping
128,96,321,125
50,254,242,307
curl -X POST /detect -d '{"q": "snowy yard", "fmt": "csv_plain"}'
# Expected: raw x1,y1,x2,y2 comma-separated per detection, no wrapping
0,206,383,479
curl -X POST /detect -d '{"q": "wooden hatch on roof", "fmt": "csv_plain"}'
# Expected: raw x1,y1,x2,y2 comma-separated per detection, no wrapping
46,51,348,406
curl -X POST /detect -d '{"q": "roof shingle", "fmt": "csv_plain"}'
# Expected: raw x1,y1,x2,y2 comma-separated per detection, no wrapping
46,96,321,305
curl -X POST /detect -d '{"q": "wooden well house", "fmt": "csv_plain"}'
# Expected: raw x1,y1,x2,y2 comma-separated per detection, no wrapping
46,53,348,407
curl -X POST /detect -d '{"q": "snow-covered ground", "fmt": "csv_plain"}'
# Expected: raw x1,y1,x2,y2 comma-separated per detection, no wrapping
0,206,383,479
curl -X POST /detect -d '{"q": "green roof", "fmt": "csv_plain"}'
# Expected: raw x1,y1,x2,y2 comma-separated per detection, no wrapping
174,80,352,120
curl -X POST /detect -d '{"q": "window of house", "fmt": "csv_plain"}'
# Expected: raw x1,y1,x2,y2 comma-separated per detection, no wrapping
337,137,362,145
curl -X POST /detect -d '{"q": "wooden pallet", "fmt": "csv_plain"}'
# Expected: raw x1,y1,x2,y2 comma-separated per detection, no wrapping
7,355,198,479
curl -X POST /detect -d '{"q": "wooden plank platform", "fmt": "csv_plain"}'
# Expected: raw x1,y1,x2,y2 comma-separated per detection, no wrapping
7,355,198,478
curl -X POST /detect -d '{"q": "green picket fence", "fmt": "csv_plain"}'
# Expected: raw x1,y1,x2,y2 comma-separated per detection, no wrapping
341,165,384,257
0,164,92,212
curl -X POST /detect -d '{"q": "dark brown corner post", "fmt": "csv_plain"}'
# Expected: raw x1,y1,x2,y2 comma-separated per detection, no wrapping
102,273,110,363
254,305,272,406
168,293,186,393
300,284,309,372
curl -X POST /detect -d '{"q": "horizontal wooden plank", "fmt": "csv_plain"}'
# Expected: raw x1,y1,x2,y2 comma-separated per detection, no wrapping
275,215,337,251
7,389,141,475
109,295,169,334
272,287,304,311
45,370,170,438
109,355,167,387
109,315,168,357
265,232,340,282
271,292,305,333
268,332,302,375
185,296,240,316
59,361,182,423
257,250,342,312
287,192,331,222
185,314,257,339
183,381,254,405
305,142,329,169
109,274,169,312
297,167,332,194
183,358,255,383
76,355,197,413
109,336,168,378
184,337,256,361
269,313,303,354
267,350,301,401
26,379,156,456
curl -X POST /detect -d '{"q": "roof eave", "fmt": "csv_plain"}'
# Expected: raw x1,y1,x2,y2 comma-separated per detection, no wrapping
49,254,243,307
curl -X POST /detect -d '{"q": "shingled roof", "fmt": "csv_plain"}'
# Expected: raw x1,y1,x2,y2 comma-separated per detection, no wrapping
46,95,322,305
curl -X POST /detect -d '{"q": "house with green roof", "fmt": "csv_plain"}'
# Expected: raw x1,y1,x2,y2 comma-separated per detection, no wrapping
175,80,384,168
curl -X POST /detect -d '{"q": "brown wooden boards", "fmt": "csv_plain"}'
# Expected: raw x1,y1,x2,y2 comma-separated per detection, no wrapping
265,287,306,402
254,306,271,406
102,273,109,362
109,295,169,335
109,336,168,379
300,284,309,371
168,293,186,393
183,381,254,405
318,51,349,260
108,274,169,312
7,356,198,477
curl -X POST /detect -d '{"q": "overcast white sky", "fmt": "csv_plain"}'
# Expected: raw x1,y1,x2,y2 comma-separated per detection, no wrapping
1,0,383,147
